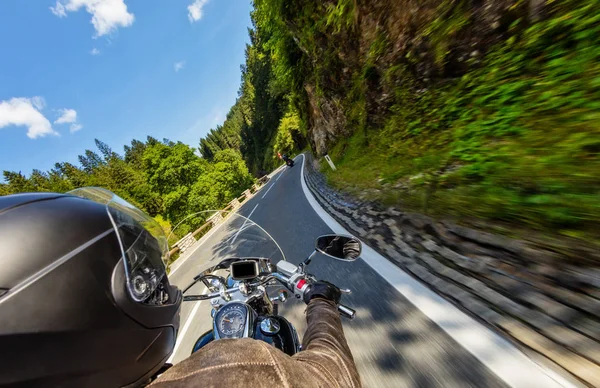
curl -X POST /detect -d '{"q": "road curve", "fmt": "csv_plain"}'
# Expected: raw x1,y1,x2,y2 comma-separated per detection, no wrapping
166,155,574,388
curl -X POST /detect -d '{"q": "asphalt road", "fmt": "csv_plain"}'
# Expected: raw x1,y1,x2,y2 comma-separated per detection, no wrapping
165,155,571,388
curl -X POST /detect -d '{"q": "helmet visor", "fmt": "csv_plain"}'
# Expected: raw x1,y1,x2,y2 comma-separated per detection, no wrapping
68,187,168,302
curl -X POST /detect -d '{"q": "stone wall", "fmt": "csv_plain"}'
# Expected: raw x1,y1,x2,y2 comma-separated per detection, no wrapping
303,154,600,386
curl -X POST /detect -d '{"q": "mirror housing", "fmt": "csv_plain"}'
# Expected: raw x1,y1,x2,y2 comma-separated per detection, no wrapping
315,234,361,261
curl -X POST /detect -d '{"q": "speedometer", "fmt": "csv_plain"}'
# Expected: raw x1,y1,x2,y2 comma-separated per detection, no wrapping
219,310,245,336
215,303,249,339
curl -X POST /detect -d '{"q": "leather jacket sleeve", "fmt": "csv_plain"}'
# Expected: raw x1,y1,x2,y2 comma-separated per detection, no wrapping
151,299,361,388
292,298,361,387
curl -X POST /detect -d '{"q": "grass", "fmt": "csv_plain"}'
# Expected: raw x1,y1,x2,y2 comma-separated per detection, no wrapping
322,1,600,251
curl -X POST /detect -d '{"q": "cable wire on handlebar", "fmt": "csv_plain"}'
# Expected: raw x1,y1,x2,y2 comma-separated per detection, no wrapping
182,274,227,294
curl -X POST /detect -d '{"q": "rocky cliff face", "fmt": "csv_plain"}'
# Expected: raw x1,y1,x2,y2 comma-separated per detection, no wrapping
261,0,599,246
293,0,540,154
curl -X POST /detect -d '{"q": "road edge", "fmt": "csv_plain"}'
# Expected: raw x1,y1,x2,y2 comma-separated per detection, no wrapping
298,153,576,388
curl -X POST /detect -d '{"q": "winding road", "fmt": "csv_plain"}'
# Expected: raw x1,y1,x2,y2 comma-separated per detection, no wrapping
166,155,575,388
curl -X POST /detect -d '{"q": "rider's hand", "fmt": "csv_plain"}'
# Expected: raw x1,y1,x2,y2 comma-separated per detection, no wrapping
303,281,341,305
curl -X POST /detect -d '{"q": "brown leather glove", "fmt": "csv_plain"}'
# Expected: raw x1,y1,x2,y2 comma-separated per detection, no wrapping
303,281,341,305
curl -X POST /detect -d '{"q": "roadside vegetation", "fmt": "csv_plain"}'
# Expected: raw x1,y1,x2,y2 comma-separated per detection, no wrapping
324,0,600,245
0,138,254,238
246,0,600,247
3,0,598,249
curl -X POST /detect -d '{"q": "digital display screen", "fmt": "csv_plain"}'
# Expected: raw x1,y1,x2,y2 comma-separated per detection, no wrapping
231,261,259,280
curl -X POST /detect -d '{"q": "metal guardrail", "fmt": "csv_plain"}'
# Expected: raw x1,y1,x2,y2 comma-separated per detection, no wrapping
167,173,274,260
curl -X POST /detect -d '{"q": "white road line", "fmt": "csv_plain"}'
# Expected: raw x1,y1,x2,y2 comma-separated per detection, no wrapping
169,198,260,363
231,203,259,244
225,221,255,245
170,203,253,275
172,162,285,273
267,164,285,178
261,183,275,199
275,171,283,182
298,154,574,388
167,287,205,363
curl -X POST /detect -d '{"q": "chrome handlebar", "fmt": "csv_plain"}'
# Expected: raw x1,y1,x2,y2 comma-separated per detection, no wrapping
183,269,356,320
183,286,241,301
337,304,356,319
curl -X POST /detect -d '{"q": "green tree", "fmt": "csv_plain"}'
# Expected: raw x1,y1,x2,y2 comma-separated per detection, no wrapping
143,141,209,222
2,136,257,244
54,162,89,188
95,139,118,162
78,150,104,173
273,110,303,162
189,149,254,213
124,139,147,170
3,171,33,193
143,142,207,195
199,99,247,160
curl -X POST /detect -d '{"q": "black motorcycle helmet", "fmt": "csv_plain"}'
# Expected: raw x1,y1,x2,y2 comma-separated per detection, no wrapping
0,188,181,387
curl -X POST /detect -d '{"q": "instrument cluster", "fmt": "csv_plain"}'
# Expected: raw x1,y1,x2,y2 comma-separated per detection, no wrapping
214,302,250,339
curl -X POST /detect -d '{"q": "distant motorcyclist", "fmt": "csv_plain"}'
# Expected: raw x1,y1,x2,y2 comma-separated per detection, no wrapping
281,153,294,167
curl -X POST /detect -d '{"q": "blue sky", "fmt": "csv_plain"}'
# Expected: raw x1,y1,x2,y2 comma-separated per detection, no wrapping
0,0,252,176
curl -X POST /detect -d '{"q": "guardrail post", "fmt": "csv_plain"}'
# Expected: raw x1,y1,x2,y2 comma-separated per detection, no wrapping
229,197,241,209
168,163,285,267
173,233,196,253
207,211,224,227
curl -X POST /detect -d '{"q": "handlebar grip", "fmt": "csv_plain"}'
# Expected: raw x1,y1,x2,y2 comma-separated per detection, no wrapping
338,304,356,320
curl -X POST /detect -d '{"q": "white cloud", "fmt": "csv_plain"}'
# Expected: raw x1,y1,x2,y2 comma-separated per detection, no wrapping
54,108,78,124
174,61,186,72
188,0,209,23
70,123,83,133
31,96,46,110
50,0,135,37
90,47,100,55
50,2,67,17
0,97,58,139
54,108,83,134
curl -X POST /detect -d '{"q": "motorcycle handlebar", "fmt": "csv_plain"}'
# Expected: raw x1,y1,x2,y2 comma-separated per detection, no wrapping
273,272,356,319
184,271,356,319
338,304,356,320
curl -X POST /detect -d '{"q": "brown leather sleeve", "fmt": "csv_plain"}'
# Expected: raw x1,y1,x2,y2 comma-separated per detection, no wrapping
293,298,361,388
151,299,361,388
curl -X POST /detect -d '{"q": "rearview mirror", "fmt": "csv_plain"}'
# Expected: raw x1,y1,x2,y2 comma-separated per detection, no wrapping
315,235,361,261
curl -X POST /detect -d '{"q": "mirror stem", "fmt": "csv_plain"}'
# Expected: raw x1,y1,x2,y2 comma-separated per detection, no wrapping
300,251,316,273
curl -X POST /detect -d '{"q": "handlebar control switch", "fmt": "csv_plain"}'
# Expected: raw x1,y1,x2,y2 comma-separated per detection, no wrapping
295,279,310,300
296,279,307,290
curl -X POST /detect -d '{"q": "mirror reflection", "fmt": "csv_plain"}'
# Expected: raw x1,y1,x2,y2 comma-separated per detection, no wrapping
315,235,361,261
